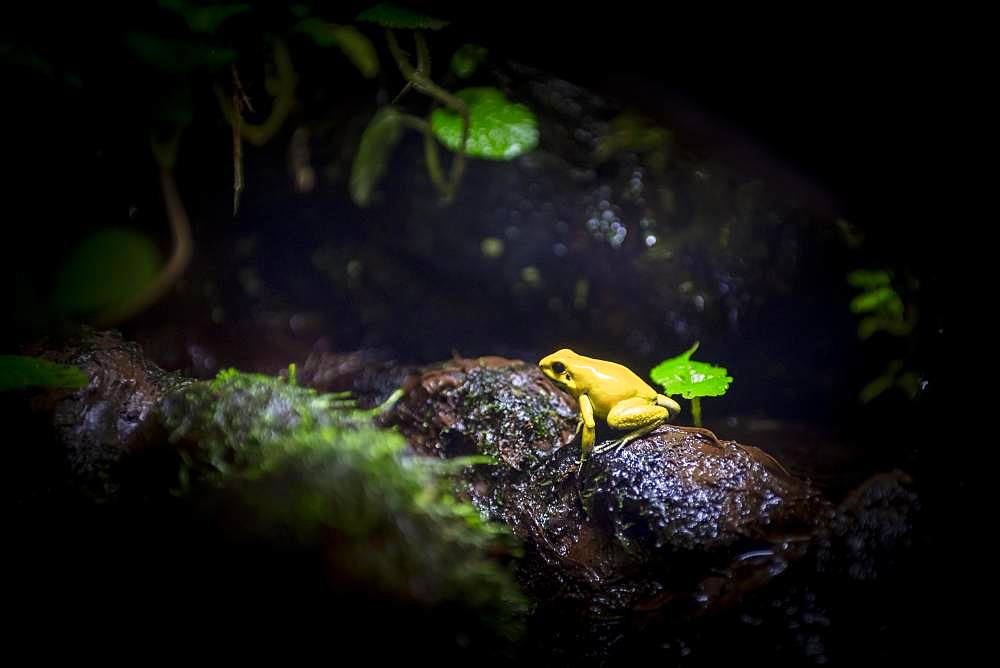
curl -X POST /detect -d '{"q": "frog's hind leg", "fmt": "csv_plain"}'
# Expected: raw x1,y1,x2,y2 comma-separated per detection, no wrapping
594,398,668,455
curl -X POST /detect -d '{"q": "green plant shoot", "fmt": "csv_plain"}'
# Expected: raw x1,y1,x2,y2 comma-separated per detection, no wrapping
649,342,732,427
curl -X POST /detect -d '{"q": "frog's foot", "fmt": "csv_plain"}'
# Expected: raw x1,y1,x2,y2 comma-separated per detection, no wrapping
593,419,665,456
592,439,620,455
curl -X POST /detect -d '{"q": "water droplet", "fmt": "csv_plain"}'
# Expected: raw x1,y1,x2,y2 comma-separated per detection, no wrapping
521,266,541,286
481,237,505,258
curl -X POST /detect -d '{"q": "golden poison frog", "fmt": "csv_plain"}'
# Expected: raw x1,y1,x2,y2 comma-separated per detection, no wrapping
539,348,725,466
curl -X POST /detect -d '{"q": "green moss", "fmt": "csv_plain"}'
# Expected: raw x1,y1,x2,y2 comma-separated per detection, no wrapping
161,369,527,638
0,355,89,391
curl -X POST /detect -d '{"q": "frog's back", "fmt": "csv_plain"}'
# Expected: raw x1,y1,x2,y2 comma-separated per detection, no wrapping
572,353,657,412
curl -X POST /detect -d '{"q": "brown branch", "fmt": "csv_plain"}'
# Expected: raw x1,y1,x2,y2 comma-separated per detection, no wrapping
385,29,470,202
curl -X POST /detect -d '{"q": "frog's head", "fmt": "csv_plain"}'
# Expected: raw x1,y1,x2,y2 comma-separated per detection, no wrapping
538,348,580,394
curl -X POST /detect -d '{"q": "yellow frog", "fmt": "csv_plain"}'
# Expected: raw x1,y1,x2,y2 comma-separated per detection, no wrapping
539,348,723,465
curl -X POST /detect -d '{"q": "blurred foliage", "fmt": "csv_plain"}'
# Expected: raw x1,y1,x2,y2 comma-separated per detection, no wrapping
51,227,163,317
0,355,89,391
859,360,921,404
350,106,405,207
294,18,378,78
159,0,250,34
161,369,527,636
847,269,914,339
451,43,488,78
357,2,450,30
595,112,671,172
8,0,544,334
431,87,539,159
124,31,237,73
847,269,921,403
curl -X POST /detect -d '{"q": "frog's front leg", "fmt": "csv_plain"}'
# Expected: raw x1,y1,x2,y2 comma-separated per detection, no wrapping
594,397,669,454
578,393,596,464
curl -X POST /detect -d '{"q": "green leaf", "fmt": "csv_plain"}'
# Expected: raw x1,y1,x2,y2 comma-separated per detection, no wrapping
357,2,449,29
350,107,405,207
159,0,250,33
850,286,903,315
649,342,733,400
0,356,88,392
295,19,379,78
847,269,892,289
431,87,538,160
52,228,163,316
125,32,236,72
859,360,904,403
450,43,488,79
858,372,895,404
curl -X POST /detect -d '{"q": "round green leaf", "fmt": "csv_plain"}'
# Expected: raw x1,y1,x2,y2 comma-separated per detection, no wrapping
431,87,538,160
0,356,88,391
52,227,163,316
350,106,405,207
450,43,488,79
356,3,449,29
649,342,733,400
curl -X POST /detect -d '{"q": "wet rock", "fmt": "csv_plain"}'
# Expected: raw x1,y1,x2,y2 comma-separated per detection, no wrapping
15,333,922,664
388,357,830,611
387,355,920,663
579,427,824,570
389,355,578,465
21,328,190,501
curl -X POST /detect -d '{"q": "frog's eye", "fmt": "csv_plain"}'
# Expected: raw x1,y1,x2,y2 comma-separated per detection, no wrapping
552,361,566,375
